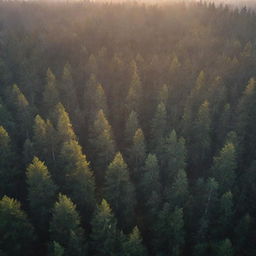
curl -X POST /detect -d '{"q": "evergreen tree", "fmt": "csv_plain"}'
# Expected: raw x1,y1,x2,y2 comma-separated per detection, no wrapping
150,102,167,153
211,142,236,193
166,169,188,209
237,78,256,165
190,100,211,171
128,128,146,180
60,63,77,113
90,199,118,256
215,239,234,256
122,226,147,256
89,109,115,185
159,130,186,187
0,196,35,256
9,84,31,143
43,69,59,114
53,103,77,144
33,115,57,164
124,110,139,147
104,152,135,230
155,204,185,256
0,126,19,197
59,139,95,221
49,194,85,256
26,157,57,235
126,61,142,115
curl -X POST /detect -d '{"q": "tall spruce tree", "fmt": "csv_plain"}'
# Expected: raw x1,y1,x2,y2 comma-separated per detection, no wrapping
89,109,115,185
26,157,57,235
104,152,135,230
49,194,85,256
0,196,35,256
90,199,118,256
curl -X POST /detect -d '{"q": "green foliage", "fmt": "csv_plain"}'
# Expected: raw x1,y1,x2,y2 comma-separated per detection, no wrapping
89,109,115,185
0,126,19,197
43,69,59,113
26,157,57,233
50,194,85,255
211,143,236,193
122,226,147,256
104,152,135,230
124,111,139,147
59,139,95,220
0,196,35,256
90,199,118,256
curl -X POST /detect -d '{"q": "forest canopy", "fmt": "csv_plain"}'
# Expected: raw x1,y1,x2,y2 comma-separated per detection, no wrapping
0,1,256,255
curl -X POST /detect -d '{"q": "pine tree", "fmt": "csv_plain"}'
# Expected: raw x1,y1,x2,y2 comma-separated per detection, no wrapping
9,84,31,143
0,126,19,197
26,157,57,235
53,103,77,144
237,78,256,165
128,128,146,180
211,143,236,193
159,130,186,187
141,154,161,202
83,74,108,124
90,199,118,256
89,109,115,185
126,61,142,115
166,169,188,209
155,204,185,256
104,152,135,230
190,100,211,171
49,241,65,256
124,111,139,147
59,139,95,221
122,226,147,256
0,196,35,256
33,115,57,165
215,239,234,256
43,69,59,113
150,102,167,153
49,194,85,256
158,84,169,106
60,63,77,113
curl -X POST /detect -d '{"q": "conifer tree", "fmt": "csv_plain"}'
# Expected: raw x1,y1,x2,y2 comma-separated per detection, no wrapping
122,226,147,256
128,128,146,180
215,239,234,256
126,61,142,115
33,115,57,164
0,196,35,256
237,78,256,164
211,142,236,193
9,84,31,143
150,102,167,153
84,74,108,124
104,152,135,230
166,169,188,209
50,194,85,256
190,100,211,171
0,126,19,197
124,110,139,147
159,130,186,187
59,139,95,220
43,69,59,114
90,199,118,256
141,154,161,202
60,63,77,113
89,109,115,185
54,103,77,144
155,204,185,256
26,157,57,235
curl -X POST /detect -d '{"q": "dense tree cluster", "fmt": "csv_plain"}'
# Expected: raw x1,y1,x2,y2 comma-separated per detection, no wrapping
0,1,256,255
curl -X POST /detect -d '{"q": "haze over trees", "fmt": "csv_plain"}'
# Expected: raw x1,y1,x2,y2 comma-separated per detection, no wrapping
0,0,256,255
